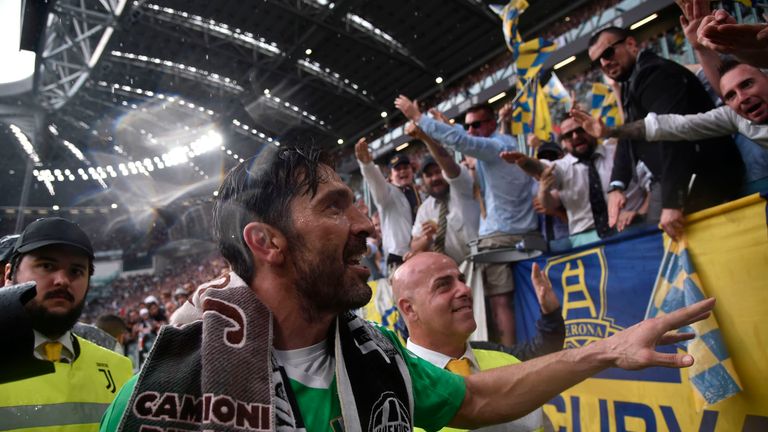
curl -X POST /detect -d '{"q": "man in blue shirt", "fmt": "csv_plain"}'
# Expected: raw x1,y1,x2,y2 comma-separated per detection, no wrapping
396,96,539,346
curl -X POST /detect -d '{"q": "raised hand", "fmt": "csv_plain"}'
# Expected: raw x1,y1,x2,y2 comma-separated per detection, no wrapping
394,95,421,121
404,121,425,139
354,137,372,164
531,263,560,314
599,298,715,370
428,108,450,124
570,109,608,139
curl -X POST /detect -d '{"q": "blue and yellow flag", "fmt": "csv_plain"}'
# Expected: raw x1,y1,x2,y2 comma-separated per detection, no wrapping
734,0,753,7
590,82,623,127
516,37,557,79
646,237,742,408
491,0,528,57
511,78,552,141
544,72,572,111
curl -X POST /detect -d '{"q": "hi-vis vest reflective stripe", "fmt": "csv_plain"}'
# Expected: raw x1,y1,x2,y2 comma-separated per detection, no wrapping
417,348,546,432
0,335,133,432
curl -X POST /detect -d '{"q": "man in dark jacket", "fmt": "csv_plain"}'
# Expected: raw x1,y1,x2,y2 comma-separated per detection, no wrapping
588,26,744,239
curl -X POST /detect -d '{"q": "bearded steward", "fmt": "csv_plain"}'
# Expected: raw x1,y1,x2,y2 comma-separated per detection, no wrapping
1,217,132,431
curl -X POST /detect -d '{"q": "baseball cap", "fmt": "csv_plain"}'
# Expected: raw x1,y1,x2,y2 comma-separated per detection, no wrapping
174,287,187,297
388,154,411,169
420,155,439,175
144,295,159,305
0,234,20,264
14,217,94,259
536,141,564,161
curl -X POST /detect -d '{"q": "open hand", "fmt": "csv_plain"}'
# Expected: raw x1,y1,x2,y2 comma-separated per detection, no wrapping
355,137,372,164
395,95,422,122
570,109,609,139
531,262,560,314
404,121,425,139
599,298,715,370
499,151,527,165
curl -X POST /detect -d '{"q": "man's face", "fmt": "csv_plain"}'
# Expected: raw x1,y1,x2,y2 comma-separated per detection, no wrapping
588,33,637,82
405,253,476,341
148,303,160,318
464,110,496,137
7,245,90,338
720,64,768,124
421,164,449,199
390,163,414,187
287,165,374,319
560,118,597,158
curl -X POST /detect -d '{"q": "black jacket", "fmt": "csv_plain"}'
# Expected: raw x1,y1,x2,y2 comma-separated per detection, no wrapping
612,50,744,210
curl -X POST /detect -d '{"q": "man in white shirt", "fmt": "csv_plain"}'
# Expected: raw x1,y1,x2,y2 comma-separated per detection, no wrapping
407,121,480,264
355,138,420,274
501,118,647,241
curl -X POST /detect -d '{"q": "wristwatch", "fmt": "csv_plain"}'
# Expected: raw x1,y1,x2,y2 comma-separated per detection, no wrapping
607,180,626,193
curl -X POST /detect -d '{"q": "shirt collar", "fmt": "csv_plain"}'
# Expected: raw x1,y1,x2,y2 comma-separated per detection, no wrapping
568,144,607,165
33,329,75,362
406,339,479,372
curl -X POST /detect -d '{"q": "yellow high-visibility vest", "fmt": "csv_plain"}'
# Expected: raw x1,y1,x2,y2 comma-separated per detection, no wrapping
0,335,133,432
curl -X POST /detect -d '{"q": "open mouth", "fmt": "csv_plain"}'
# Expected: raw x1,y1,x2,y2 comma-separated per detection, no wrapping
452,304,472,313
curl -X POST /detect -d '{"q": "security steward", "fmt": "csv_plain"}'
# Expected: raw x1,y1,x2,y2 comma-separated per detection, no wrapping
1,217,132,431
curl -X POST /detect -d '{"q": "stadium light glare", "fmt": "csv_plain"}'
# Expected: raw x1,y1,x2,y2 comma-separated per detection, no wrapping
380,111,388,118
337,139,344,145
435,77,443,84
630,13,658,30
487,92,506,104
395,142,409,151
554,56,577,70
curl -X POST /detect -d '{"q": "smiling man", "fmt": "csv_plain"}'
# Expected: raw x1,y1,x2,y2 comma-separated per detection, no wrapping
1,217,132,431
587,26,744,240
101,145,718,432
500,117,648,239
572,59,768,152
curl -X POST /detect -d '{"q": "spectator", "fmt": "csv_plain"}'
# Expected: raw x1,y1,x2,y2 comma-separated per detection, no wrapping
96,314,130,356
173,286,188,305
405,121,480,264
571,60,768,176
396,96,539,347
530,140,571,244
502,117,649,243
1,217,132,431
588,26,744,240
355,138,420,274
0,234,19,271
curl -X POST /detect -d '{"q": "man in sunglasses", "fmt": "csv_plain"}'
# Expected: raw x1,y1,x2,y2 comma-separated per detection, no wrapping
396,95,538,347
501,117,648,243
588,26,743,240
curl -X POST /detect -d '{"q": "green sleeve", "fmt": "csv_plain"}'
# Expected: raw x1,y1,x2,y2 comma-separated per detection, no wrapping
99,374,138,432
375,325,466,432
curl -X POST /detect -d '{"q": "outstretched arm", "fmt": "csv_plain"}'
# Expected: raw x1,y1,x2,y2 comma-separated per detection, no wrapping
499,151,545,178
450,298,714,427
569,109,646,141
405,120,461,179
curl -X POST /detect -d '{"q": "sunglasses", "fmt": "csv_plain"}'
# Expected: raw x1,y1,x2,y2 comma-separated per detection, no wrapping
464,119,492,130
560,127,586,141
591,38,627,68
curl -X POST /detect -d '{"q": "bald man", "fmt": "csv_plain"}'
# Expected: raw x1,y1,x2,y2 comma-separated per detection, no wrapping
392,252,559,431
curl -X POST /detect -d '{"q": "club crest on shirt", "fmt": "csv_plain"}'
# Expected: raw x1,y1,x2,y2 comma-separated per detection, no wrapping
368,392,411,432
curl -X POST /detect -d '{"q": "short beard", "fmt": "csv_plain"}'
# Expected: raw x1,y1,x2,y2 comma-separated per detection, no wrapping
288,231,372,322
25,297,86,339
429,183,450,200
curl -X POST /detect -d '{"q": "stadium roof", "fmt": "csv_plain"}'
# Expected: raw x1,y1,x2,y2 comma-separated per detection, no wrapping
1,0,587,211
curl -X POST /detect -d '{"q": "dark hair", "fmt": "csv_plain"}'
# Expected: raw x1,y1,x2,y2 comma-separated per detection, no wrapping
717,57,744,77
466,103,495,120
7,251,94,280
96,314,128,339
589,26,630,48
212,145,333,282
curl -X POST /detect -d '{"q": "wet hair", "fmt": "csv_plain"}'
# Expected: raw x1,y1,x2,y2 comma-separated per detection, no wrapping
589,26,630,48
212,144,333,282
466,103,495,120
